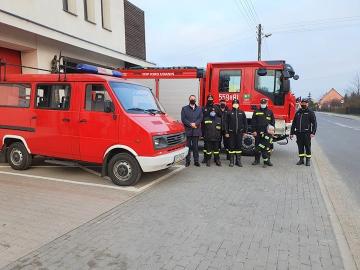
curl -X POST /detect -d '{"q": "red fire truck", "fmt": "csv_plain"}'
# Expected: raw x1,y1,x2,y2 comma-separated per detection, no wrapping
0,63,188,186
121,60,299,153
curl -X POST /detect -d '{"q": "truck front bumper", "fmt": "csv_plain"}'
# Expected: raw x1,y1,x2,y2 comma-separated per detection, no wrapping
137,147,189,172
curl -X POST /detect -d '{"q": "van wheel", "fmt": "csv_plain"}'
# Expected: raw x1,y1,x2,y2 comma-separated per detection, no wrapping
108,153,141,186
7,142,32,170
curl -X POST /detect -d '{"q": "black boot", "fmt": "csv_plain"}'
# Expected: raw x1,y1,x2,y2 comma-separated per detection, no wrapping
215,157,222,167
235,154,243,167
206,159,211,167
229,154,235,167
252,154,260,165
185,160,190,167
296,157,304,165
306,158,311,166
265,159,273,166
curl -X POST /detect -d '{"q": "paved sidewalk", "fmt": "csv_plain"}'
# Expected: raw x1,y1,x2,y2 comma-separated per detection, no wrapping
2,143,344,270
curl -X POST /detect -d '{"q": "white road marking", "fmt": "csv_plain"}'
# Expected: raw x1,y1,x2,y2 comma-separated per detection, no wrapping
0,166,184,192
334,122,360,131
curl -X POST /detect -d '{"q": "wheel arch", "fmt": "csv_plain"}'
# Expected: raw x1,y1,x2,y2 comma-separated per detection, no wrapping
102,145,140,177
2,135,31,154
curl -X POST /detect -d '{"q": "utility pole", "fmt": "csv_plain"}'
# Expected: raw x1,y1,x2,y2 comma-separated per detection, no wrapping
257,24,272,61
257,24,262,61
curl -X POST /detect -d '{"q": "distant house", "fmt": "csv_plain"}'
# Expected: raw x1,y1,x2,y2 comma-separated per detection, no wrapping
318,88,344,109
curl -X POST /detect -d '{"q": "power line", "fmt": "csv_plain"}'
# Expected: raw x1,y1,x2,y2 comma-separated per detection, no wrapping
232,0,255,31
236,0,257,26
243,0,261,24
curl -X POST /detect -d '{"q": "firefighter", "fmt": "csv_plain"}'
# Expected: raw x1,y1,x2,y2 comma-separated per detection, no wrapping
203,107,222,167
225,99,248,167
202,94,221,163
251,98,275,166
257,125,275,168
290,98,317,166
217,98,230,159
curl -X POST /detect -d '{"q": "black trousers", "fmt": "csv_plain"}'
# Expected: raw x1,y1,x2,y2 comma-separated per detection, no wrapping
296,133,311,158
186,136,200,162
205,140,220,160
228,133,243,155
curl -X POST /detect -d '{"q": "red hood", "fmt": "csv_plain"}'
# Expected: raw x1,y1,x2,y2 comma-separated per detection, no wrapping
130,114,184,135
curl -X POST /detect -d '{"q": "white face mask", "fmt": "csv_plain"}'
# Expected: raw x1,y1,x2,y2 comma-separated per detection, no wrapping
233,104,239,109
260,104,267,109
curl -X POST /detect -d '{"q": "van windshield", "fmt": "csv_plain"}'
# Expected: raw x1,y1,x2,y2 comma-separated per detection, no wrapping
110,82,165,114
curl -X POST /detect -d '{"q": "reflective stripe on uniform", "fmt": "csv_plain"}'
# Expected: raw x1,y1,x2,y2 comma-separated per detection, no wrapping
235,151,242,154
256,112,264,115
259,144,266,149
228,151,236,154
213,151,220,155
265,136,269,140
204,120,213,124
306,154,312,158
263,158,269,162
299,153,306,157
266,117,271,120
216,126,221,130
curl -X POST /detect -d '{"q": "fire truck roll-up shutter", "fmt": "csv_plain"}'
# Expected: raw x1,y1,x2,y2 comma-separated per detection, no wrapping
158,79,200,121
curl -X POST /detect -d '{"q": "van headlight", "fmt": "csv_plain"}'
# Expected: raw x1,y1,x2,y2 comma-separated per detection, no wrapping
153,136,168,150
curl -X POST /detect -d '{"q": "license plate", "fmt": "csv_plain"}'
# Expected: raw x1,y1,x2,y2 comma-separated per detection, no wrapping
174,153,185,163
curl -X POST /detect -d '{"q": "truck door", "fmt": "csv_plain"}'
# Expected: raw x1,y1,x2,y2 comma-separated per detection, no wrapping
31,83,77,159
78,83,118,163
211,68,244,105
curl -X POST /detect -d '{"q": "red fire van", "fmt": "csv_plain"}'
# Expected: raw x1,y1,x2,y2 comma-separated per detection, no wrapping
0,63,188,186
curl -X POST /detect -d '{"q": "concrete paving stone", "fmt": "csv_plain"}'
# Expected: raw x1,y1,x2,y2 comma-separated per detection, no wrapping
1,142,346,270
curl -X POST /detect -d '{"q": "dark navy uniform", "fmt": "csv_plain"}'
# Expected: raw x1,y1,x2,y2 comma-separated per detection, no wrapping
225,99,247,167
291,103,317,166
251,99,275,165
203,113,222,166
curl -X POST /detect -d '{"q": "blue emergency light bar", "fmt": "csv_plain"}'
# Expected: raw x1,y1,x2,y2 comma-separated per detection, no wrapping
76,64,122,77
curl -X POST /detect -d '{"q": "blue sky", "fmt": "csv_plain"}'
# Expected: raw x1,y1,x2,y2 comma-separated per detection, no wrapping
130,0,360,100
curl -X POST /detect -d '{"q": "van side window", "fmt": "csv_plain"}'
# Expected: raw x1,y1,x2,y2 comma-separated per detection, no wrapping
85,84,112,112
219,70,242,93
0,83,31,108
36,84,71,110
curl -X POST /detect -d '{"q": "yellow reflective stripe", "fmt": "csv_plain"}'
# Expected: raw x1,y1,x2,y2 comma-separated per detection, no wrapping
306,155,312,158
259,144,265,149
203,150,207,153
270,139,273,143
204,120,213,124
216,126,221,130
266,117,271,120
228,151,236,154
263,158,269,161
256,112,264,115
235,151,242,154
213,151,220,154
265,136,269,140
299,154,306,157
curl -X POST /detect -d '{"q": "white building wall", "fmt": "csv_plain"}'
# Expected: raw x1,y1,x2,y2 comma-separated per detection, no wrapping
0,0,154,73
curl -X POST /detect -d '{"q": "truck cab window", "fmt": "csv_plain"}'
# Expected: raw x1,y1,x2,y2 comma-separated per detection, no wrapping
85,84,112,112
255,70,284,105
219,70,242,93
36,84,71,110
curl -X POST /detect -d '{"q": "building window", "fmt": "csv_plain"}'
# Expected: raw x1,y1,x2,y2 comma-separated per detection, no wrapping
84,0,95,23
101,0,112,31
85,84,112,112
63,0,77,16
0,84,31,108
219,70,242,93
36,84,71,110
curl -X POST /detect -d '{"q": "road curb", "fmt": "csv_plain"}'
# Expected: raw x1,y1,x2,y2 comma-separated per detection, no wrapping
312,141,358,270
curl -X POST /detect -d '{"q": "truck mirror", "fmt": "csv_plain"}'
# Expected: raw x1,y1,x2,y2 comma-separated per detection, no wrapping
257,69,267,76
104,100,115,113
293,74,299,80
281,79,290,93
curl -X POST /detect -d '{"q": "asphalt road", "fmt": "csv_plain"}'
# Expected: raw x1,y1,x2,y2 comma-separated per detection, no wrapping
315,112,360,204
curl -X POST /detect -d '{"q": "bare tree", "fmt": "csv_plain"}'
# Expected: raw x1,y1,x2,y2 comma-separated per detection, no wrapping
350,73,360,96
